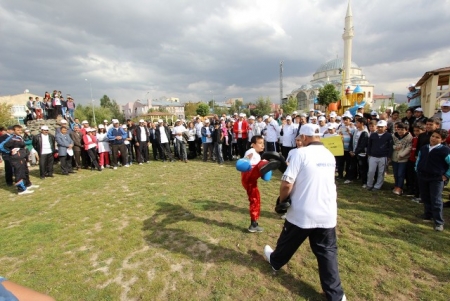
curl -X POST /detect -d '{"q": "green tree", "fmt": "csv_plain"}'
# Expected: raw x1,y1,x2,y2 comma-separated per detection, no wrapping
250,96,272,117
395,103,408,118
317,84,340,107
0,103,14,126
99,95,124,122
379,102,386,115
229,99,243,115
281,95,298,114
184,102,199,117
196,103,210,117
100,95,113,108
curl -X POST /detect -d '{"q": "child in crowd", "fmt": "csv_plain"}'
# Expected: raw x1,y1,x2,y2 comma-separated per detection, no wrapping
286,134,304,165
391,122,412,195
415,129,450,231
349,117,369,188
241,135,266,233
406,124,425,201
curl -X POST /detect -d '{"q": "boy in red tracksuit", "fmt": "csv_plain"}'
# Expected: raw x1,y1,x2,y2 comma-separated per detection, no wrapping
241,135,267,233
406,124,425,201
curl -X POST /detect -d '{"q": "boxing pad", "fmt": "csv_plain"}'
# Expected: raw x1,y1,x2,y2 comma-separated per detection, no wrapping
261,151,288,173
259,160,280,177
275,196,291,214
236,158,252,172
261,170,272,181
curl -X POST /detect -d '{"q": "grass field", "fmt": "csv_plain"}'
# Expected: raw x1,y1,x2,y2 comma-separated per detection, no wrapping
1,159,450,301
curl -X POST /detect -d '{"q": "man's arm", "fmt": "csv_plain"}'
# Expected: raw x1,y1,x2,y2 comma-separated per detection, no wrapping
279,180,293,202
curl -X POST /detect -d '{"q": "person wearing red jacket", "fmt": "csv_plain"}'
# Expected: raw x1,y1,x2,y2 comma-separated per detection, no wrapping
82,128,102,171
233,113,248,159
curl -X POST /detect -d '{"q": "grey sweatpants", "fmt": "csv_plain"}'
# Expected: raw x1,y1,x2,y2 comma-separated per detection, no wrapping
367,156,388,189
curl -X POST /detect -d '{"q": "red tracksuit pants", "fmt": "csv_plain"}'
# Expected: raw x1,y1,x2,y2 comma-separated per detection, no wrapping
241,160,266,222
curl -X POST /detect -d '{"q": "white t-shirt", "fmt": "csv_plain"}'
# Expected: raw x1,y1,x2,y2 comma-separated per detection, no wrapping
238,121,243,138
41,134,52,155
173,125,187,141
265,120,280,142
281,123,298,147
159,126,168,144
139,126,147,142
244,148,261,166
283,144,337,229
442,112,450,131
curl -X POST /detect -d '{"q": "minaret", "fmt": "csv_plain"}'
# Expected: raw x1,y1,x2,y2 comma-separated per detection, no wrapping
342,0,354,88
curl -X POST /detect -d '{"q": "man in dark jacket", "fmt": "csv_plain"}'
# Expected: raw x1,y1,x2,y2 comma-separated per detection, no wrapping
155,120,173,162
417,117,441,155
349,117,369,187
69,125,83,170
366,120,393,191
32,126,56,179
3,125,39,194
149,122,162,160
133,119,150,164
0,126,14,186
107,119,128,169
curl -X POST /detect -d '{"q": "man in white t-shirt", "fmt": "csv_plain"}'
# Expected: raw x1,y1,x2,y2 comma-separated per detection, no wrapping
32,126,56,179
173,120,188,162
263,115,280,152
263,123,346,301
280,116,298,159
433,100,450,131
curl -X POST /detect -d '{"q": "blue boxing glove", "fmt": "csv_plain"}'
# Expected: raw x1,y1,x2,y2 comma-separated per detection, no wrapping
261,170,272,181
236,158,252,172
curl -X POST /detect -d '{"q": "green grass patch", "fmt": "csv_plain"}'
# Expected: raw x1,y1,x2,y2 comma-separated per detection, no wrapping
1,161,450,300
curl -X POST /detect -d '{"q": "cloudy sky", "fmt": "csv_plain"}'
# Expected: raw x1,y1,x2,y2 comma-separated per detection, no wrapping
1,0,449,106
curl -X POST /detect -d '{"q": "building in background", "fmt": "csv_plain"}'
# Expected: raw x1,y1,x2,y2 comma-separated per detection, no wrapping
0,90,40,124
122,98,185,120
287,1,374,112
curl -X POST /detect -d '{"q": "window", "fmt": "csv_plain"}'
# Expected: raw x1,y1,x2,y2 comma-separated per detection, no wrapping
368,91,371,98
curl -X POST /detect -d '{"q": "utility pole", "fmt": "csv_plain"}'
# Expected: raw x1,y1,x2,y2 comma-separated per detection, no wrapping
280,61,284,104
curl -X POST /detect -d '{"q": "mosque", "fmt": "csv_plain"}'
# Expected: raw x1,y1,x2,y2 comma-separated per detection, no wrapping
287,0,374,113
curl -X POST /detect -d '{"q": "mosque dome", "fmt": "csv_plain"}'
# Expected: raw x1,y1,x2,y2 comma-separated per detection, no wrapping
315,58,359,73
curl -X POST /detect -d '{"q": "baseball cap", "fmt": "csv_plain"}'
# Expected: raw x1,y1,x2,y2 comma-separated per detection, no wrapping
299,123,321,136
407,84,415,88
330,112,337,117
112,119,119,124
158,119,163,123
414,107,423,112
442,100,450,107
98,124,105,129
371,110,378,116
81,120,89,124
204,119,210,123
103,119,108,123
121,125,127,129
357,105,364,109
248,116,255,120
377,120,387,127
310,116,317,120
356,112,363,117
60,119,67,124
309,108,314,112
318,116,326,121
41,126,49,130
239,113,245,117
300,113,307,117
293,111,298,114
263,115,269,121
328,125,336,129
286,116,292,120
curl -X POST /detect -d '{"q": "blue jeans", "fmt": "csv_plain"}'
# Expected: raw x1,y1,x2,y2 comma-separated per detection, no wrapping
392,161,407,189
418,175,444,226
214,143,223,164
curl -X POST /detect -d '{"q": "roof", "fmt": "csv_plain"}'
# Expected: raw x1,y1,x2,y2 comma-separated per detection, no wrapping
416,66,450,87
315,58,359,73
0,92,42,106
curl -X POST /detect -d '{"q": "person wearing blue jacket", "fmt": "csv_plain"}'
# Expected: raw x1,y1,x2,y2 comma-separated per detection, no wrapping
415,129,450,232
107,119,128,169
56,126,75,175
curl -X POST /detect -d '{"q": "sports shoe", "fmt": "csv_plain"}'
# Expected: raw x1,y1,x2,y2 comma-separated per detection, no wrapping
113,166,118,170
393,187,402,195
362,184,367,188
344,180,352,184
125,164,130,167
248,222,263,233
18,190,34,195
28,185,40,189
139,163,143,165
411,198,422,204
366,186,373,191
435,224,444,231
263,245,273,263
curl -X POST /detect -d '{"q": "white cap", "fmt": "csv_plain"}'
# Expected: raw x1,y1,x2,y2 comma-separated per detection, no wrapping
60,119,67,124
356,112,363,117
158,119,163,123
414,107,423,112
98,124,105,129
300,113,307,117
336,116,342,120
309,108,314,112
328,124,336,129
442,100,450,107
263,115,269,121
234,112,238,115
408,83,415,88
293,111,298,114
176,119,180,122
286,116,292,120
103,119,108,123
317,111,323,115
310,116,317,119
239,113,245,117
377,120,387,127
41,126,49,130
139,119,145,123
371,110,378,115
122,125,127,129
204,119,210,123
24,129,30,132
112,119,119,124
81,120,89,124
248,116,255,120
318,116,326,121
87,127,96,132
299,123,321,136
357,105,364,109
329,112,337,117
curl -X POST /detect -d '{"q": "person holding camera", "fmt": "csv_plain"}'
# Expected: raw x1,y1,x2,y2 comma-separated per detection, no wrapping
264,123,346,301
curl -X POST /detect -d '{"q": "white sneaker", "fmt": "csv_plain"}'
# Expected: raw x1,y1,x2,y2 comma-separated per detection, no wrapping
18,190,34,195
263,245,273,263
280,213,286,220
105,165,110,168
100,165,104,169
342,294,347,301
344,180,352,184
125,164,130,167
362,184,367,188
113,166,118,170
28,185,40,189
139,163,143,165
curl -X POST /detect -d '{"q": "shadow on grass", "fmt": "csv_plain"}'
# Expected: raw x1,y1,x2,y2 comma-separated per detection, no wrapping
142,200,324,300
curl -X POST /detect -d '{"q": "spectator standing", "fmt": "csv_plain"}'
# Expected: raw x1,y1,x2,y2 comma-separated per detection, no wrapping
201,120,214,162
233,113,248,159
69,125,83,170
107,119,129,169
391,123,412,195
96,125,111,169
32,126,56,179
407,84,421,110
56,126,75,175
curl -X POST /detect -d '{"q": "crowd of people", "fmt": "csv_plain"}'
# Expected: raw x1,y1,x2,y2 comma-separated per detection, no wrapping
24,90,76,123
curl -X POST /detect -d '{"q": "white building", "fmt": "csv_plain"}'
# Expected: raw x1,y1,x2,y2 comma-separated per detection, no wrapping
122,98,185,120
287,0,374,111
0,91,41,124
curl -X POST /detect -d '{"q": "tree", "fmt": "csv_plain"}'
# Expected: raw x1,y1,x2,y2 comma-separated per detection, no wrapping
99,95,124,122
317,84,340,107
229,99,243,115
281,95,298,114
196,103,210,117
184,102,200,117
0,103,14,126
100,95,113,108
250,96,272,117
395,103,408,118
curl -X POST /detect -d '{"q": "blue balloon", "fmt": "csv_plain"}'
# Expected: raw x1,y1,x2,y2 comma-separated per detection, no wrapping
261,170,272,181
236,158,252,172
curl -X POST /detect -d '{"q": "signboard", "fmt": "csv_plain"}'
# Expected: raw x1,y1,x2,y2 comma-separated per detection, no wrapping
321,136,344,156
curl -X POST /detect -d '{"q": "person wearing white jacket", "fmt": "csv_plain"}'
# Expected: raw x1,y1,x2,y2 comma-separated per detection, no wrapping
262,115,280,152
280,116,298,159
96,125,111,169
